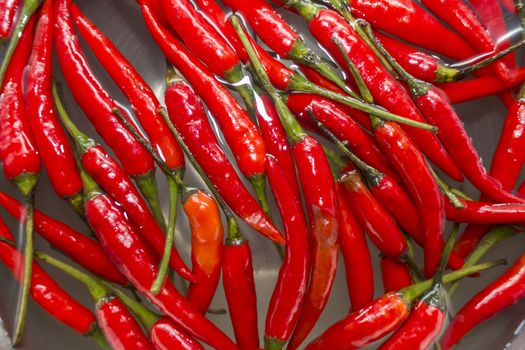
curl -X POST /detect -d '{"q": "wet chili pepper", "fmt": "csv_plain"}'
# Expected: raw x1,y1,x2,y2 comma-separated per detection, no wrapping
0,16,39,345
185,190,224,314
52,81,194,283
441,252,525,349
71,4,184,176
344,0,476,60
0,191,127,285
445,198,525,224
0,0,42,87
304,258,504,350
0,220,104,347
55,0,163,223
231,17,340,350
159,64,283,244
79,169,238,350
264,155,311,350
421,0,511,81
381,257,413,294
26,0,83,213
336,183,374,311
0,0,19,42
289,0,463,181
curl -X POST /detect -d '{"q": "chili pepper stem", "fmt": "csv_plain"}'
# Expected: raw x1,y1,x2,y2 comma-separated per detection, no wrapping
151,174,179,294
249,174,271,217
265,337,286,350
0,0,43,87
88,325,111,350
515,0,525,38
66,192,85,218
428,164,464,209
223,64,256,116
134,171,166,231
449,226,518,295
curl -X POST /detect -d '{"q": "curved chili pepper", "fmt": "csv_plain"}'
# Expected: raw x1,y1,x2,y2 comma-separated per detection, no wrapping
80,170,238,350
71,4,184,173
0,191,127,285
445,198,525,224
149,319,205,350
231,18,339,349
0,0,19,42
304,259,504,350
346,0,476,60
291,1,463,181
441,252,525,349
52,81,194,283
0,16,40,345
420,0,510,81
161,64,283,244
0,219,97,338
454,224,492,258
185,190,224,314
286,93,398,180
55,0,163,221
380,257,413,294
265,155,310,349
26,0,83,212
336,183,374,311
0,0,42,87
340,170,407,258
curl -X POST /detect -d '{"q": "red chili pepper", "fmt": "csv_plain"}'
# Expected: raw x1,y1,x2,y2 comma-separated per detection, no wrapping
80,171,238,350
420,0,511,81
445,198,525,224
0,191,127,285
161,65,283,244
336,183,374,311
150,319,205,350
52,81,194,283
380,257,412,293
71,4,184,173
454,224,492,258
340,170,407,258
286,93,398,180
185,190,224,314
0,219,97,337
502,0,517,12
26,0,83,212
265,155,311,349
441,252,525,349
293,2,463,181
0,0,19,41
346,0,476,60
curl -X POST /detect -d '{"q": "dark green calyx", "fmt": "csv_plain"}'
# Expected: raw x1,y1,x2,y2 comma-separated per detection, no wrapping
13,172,39,199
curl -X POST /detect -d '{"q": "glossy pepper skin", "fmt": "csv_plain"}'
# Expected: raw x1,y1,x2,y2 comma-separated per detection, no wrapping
0,16,40,183
83,190,238,350
380,257,412,294
305,293,411,350
185,190,224,314
265,155,310,347
336,184,374,311
340,170,407,258
288,136,339,350
373,120,445,278
140,2,266,180
441,252,525,349
97,296,154,350
162,66,283,244
445,199,525,224
0,217,96,335
0,191,127,285
0,0,19,41
150,318,205,350
303,6,463,181
223,240,260,350
26,0,82,201
71,4,184,171
348,0,476,60
54,0,154,178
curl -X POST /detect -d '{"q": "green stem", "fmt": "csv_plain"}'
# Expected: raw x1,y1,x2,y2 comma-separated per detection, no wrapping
433,223,461,286
151,175,179,294
79,166,103,201
265,337,287,350
0,0,44,87
223,64,257,117
448,225,518,295
400,259,507,303
427,164,464,209
89,326,111,350
515,0,525,40
134,172,167,231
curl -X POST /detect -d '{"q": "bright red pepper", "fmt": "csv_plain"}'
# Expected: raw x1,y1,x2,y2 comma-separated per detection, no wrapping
150,319,205,350
26,0,82,207
0,0,19,41
336,183,374,311
185,190,224,314
445,198,525,224
71,4,184,172
441,252,525,349
265,155,310,348
380,257,413,294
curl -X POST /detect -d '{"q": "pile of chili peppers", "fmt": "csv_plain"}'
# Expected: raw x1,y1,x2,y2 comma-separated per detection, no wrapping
0,0,524,349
